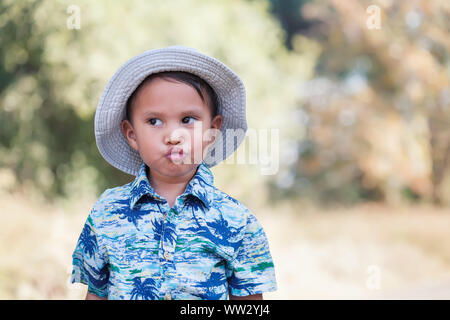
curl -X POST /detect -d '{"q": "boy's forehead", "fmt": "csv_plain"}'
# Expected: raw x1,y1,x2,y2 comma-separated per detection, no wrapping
141,105,204,117
133,78,210,115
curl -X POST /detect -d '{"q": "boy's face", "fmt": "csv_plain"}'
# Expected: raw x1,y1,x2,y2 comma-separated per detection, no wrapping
121,78,222,180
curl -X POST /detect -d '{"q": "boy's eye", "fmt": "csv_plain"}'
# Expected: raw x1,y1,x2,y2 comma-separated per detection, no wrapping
148,118,162,126
182,116,197,124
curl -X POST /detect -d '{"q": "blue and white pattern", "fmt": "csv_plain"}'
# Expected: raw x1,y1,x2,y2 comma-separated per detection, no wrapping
71,161,277,300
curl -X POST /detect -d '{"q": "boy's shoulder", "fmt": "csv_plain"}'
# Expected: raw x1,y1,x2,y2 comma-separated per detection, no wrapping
210,187,243,207
88,182,134,221
206,186,255,228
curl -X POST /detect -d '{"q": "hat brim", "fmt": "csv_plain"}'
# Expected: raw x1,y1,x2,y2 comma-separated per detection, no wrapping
94,46,247,176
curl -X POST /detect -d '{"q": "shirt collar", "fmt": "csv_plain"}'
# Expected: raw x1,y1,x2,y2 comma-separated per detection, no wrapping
129,161,215,210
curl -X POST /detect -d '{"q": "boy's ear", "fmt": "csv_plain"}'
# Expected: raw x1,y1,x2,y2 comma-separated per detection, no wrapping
210,114,223,132
121,119,139,151
205,115,223,146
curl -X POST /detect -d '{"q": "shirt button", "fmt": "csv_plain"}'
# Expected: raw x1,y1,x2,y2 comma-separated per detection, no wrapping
163,252,172,260
164,293,172,300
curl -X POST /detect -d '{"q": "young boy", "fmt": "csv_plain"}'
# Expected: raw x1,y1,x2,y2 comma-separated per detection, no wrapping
71,45,277,300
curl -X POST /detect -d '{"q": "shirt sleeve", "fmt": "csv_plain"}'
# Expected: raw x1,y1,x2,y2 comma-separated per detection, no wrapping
226,212,277,297
71,212,109,298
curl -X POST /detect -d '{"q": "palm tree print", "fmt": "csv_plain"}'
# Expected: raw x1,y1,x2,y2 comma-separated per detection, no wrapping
151,218,163,242
79,223,97,258
190,175,212,207
227,276,260,296
180,194,244,250
151,217,177,246
86,263,109,290
190,212,244,250
207,218,242,241
116,198,160,228
183,194,206,211
193,272,227,299
130,277,158,300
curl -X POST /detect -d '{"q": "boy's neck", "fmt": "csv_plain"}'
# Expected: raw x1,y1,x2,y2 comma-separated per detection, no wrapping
146,165,197,208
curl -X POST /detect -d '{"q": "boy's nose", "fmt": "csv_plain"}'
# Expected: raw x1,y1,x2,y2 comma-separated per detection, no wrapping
165,134,183,145
164,127,188,145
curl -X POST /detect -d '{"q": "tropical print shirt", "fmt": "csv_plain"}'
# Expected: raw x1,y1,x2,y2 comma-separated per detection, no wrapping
71,161,277,300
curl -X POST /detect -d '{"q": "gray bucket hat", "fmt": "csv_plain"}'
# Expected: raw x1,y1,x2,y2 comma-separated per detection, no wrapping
94,45,247,176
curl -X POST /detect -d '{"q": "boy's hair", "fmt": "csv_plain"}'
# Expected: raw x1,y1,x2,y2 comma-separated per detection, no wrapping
125,71,219,123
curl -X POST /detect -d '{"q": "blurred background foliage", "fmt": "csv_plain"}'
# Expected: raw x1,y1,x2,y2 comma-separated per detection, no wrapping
1,0,449,207
267,0,450,207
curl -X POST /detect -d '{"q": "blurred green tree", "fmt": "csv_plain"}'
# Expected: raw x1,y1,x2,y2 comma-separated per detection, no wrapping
267,0,318,49
0,0,311,207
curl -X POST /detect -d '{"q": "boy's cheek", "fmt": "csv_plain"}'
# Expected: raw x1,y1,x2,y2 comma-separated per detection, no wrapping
186,140,204,165
181,132,213,164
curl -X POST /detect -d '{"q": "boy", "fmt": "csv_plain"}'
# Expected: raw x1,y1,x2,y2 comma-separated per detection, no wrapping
71,45,277,300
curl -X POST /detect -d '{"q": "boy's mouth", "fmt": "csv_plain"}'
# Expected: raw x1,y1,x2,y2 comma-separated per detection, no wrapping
165,147,186,161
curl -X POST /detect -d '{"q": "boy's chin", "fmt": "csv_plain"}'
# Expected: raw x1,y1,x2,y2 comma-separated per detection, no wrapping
154,162,200,179
165,158,202,168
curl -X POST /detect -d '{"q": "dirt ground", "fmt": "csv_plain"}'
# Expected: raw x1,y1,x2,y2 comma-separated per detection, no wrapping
1,191,450,299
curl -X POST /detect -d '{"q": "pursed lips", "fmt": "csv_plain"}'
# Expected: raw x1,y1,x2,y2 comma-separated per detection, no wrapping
165,147,186,161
